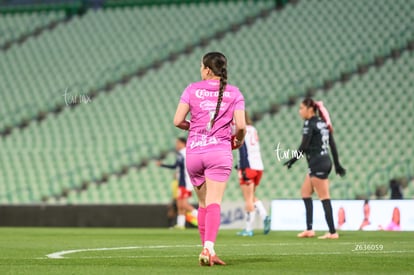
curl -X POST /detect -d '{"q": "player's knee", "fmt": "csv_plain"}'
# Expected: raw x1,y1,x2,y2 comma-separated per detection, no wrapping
245,202,255,212
301,190,312,197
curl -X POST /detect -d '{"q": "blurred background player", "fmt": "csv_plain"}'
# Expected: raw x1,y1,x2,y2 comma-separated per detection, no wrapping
157,137,198,229
284,98,346,239
389,179,403,199
236,112,270,237
166,178,198,228
174,52,246,266
166,179,178,228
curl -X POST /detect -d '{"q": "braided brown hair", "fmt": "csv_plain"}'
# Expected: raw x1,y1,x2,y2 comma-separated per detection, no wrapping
302,97,318,113
202,52,227,130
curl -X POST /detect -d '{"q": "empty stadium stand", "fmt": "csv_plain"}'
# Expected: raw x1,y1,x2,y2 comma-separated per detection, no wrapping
0,0,412,204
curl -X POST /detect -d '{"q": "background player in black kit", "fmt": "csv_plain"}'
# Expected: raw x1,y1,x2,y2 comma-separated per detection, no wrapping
284,98,346,239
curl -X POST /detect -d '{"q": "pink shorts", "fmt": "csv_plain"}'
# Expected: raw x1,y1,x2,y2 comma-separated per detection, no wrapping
186,151,233,187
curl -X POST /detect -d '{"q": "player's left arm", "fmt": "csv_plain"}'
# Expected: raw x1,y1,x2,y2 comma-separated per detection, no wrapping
329,132,346,177
233,110,246,149
174,103,190,130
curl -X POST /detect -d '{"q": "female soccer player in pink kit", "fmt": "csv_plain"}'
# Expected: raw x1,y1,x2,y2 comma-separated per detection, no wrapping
174,52,246,266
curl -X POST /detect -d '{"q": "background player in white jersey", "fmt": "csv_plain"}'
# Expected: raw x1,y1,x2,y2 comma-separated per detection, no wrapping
236,112,270,236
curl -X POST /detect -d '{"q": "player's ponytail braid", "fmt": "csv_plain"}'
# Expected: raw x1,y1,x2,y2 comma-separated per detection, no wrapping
202,52,227,130
209,66,227,129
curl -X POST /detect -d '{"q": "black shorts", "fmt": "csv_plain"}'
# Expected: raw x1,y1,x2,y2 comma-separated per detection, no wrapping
307,155,332,179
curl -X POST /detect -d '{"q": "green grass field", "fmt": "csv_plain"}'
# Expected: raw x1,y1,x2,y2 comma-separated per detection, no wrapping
0,228,413,274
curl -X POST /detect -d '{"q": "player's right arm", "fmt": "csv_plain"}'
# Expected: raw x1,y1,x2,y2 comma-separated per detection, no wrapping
157,160,178,169
284,120,312,169
173,103,190,130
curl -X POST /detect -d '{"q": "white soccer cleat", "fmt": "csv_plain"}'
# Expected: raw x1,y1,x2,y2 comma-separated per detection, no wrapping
199,248,212,266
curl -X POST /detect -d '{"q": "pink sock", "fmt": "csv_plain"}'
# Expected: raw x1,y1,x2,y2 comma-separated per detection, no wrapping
197,207,206,245
205,203,221,243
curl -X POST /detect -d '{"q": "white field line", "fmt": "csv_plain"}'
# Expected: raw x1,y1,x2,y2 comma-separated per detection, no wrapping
46,245,199,259
44,242,414,259
50,250,414,260
46,242,355,259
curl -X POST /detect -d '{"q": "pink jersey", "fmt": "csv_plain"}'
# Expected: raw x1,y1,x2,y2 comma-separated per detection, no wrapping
180,79,244,154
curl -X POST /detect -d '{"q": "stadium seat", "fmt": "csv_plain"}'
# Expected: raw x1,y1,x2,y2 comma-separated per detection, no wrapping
0,0,413,204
